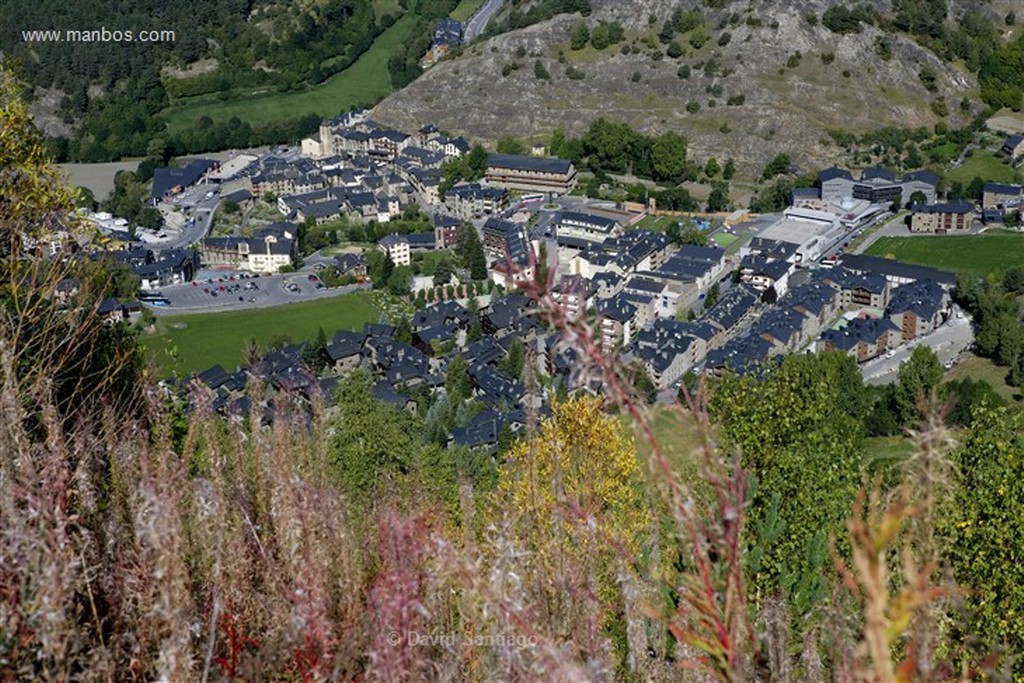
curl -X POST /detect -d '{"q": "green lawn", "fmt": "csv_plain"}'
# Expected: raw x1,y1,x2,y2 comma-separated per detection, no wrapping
143,292,379,377
160,9,419,132
634,215,678,232
711,232,738,248
451,0,484,21
946,150,1017,185
924,141,959,164
864,231,1024,276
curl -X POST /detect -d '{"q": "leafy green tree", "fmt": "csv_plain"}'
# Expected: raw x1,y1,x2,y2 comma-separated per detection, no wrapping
894,345,944,426
666,219,708,246
706,182,729,212
465,296,484,343
939,407,1024,676
570,23,590,50
386,265,413,294
445,354,472,405
704,157,720,178
456,224,488,280
650,131,688,181
760,153,791,181
711,352,865,620
940,377,1005,427
500,338,526,381
722,157,736,180
367,249,394,287
702,283,720,310
496,136,526,155
329,371,457,507
301,327,328,372
433,257,454,287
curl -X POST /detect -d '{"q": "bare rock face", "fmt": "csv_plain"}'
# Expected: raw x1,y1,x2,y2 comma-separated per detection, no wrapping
372,0,978,174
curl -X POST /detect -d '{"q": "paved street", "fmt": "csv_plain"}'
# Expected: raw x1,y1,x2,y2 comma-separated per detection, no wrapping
862,313,975,385
465,0,504,42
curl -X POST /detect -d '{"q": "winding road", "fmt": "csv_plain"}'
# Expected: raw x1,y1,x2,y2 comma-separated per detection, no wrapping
465,0,504,42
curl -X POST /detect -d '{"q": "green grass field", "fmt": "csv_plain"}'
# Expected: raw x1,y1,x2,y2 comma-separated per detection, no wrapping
634,215,678,231
711,232,738,248
160,9,419,132
451,0,485,21
864,231,1024,276
143,292,379,377
946,150,1017,185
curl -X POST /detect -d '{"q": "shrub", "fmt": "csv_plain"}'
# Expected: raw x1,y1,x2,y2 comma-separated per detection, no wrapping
565,65,585,80
726,93,746,106
786,51,802,68
718,31,732,46
515,45,526,58
534,60,551,80
820,52,835,65
686,100,701,113
677,64,691,79
631,71,641,82
919,65,937,92
570,23,589,50
667,41,683,58
931,98,948,117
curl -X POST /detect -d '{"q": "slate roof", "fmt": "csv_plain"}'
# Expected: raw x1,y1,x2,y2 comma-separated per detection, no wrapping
903,169,940,186
818,167,853,183
983,182,1023,195
821,317,899,352
151,159,217,198
838,254,956,286
887,279,945,320
487,153,572,174
912,201,974,214
703,285,759,330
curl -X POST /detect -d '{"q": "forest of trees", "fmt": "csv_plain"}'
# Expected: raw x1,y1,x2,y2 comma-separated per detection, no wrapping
3,0,389,161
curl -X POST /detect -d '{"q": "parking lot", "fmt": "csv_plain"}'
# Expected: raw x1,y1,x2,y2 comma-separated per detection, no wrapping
146,268,361,314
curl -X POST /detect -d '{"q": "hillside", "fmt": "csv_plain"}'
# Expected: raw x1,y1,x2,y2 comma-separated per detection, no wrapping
373,0,993,174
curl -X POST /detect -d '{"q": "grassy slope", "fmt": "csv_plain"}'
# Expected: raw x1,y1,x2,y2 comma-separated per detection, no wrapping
864,231,1024,276
945,353,1022,404
160,9,419,132
946,150,1017,185
143,292,379,376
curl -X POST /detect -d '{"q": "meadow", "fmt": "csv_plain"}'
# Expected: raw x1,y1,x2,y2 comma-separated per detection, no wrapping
865,230,1024,276
945,149,1017,185
159,9,419,133
143,292,379,376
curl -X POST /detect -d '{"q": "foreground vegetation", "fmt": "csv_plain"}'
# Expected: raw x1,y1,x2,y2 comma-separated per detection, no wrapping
3,62,1024,683
143,291,380,376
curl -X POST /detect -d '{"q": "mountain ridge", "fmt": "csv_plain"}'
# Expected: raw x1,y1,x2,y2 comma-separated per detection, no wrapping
372,0,984,173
